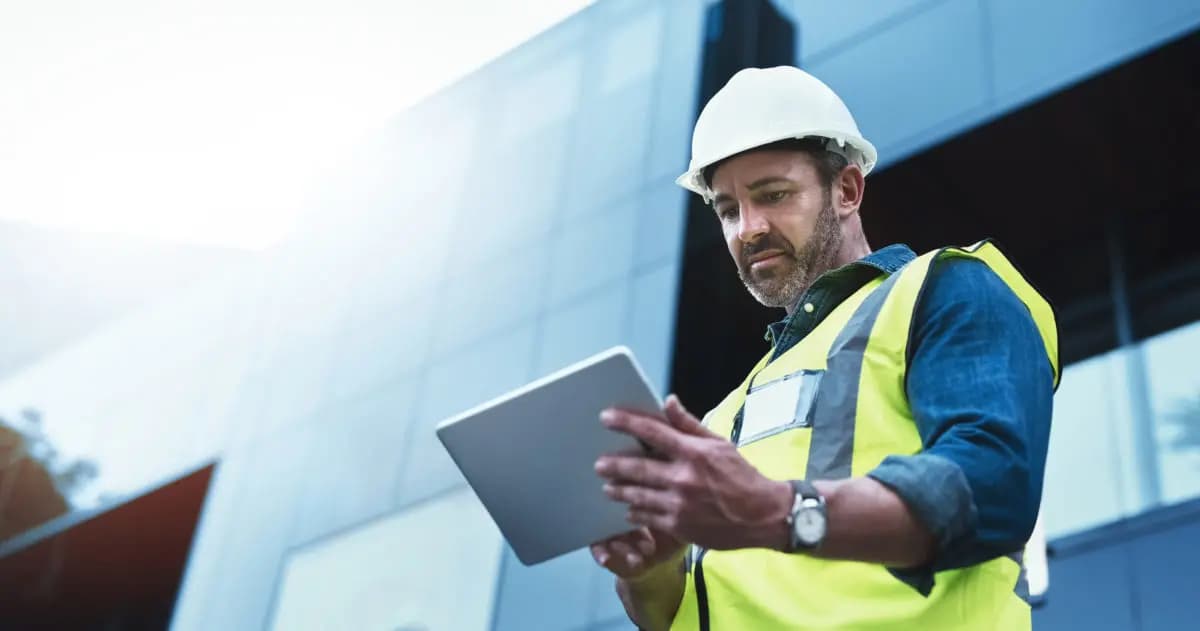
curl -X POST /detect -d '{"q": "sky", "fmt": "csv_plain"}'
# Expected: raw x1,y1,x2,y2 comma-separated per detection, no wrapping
0,0,592,249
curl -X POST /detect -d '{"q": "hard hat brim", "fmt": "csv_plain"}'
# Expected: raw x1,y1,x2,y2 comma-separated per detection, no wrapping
675,131,878,202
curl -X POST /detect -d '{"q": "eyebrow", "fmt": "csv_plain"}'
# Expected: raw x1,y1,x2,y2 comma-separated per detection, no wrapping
711,176,794,207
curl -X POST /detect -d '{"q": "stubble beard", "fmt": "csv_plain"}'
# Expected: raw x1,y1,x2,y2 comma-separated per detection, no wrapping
738,202,843,309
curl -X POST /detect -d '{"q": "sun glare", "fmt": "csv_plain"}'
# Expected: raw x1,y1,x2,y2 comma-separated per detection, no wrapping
0,0,592,250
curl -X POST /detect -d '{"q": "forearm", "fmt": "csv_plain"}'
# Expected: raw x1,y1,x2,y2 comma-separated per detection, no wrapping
614,551,687,631
807,476,935,568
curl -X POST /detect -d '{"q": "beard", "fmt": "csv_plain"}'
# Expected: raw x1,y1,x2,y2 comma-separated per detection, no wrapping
736,202,842,309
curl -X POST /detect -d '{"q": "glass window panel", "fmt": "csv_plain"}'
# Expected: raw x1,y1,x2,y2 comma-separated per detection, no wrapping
432,245,547,357
786,0,927,61
71,358,240,504
537,284,629,376
351,204,460,318
453,121,570,268
547,204,638,307
253,342,338,441
587,558,629,626
397,324,537,504
184,425,313,629
597,8,663,94
1042,351,1142,537
287,379,419,545
986,0,1200,105
397,100,481,198
328,288,435,402
626,262,680,395
1029,542,1137,631
499,55,583,142
645,0,705,182
492,547,593,631
566,84,654,216
271,488,503,631
1129,518,1200,630
634,181,687,269
805,0,987,161
257,246,358,346
590,620,637,631
1142,320,1200,504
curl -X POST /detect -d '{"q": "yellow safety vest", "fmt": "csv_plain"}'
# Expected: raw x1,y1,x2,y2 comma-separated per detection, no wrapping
669,242,1060,631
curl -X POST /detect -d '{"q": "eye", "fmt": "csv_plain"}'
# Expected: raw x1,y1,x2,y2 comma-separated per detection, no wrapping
716,205,738,222
764,190,789,203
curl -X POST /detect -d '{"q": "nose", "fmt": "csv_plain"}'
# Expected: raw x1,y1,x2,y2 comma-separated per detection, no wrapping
737,203,770,244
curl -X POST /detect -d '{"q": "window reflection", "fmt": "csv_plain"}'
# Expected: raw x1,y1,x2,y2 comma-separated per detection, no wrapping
0,409,98,543
1043,351,1141,538
1142,321,1200,504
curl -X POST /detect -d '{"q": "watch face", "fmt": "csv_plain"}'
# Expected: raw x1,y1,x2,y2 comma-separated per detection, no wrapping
794,507,827,545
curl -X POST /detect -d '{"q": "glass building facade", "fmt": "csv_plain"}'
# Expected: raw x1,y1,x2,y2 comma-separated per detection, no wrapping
1,1,1199,629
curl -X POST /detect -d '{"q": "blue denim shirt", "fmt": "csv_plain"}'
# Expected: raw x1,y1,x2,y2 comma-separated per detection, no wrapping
765,244,1053,595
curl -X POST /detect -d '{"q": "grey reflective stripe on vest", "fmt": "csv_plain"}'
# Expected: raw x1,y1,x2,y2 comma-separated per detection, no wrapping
804,271,905,480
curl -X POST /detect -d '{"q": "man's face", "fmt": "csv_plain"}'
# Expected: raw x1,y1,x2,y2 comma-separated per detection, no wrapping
709,150,843,309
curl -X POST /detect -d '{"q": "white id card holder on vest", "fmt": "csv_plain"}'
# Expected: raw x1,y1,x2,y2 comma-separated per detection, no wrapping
739,370,823,445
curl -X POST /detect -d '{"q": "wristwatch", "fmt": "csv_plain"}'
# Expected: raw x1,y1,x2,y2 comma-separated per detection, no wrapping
786,480,827,551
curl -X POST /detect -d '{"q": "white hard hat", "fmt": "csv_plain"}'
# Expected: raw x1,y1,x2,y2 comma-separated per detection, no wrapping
676,66,877,202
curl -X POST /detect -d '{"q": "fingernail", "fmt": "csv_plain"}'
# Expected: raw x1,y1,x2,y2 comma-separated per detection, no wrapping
602,483,615,495
626,553,639,568
600,409,617,424
594,458,609,473
598,552,609,565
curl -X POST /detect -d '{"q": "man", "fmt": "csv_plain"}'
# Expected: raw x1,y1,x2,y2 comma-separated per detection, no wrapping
590,66,1058,630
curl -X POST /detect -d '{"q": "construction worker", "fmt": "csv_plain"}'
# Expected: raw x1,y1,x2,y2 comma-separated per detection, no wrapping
590,66,1058,630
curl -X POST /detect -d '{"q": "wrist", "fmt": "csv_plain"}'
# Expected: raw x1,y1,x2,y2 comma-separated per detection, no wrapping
750,479,795,552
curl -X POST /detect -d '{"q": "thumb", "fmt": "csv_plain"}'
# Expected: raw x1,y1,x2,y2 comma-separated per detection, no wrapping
663,394,715,437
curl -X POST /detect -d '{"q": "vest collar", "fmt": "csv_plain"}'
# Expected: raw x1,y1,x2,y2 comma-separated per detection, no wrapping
765,244,917,345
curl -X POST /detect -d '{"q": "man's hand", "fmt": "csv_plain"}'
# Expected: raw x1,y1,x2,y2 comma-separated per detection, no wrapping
594,395,794,552
590,527,685,579
591,527,687,631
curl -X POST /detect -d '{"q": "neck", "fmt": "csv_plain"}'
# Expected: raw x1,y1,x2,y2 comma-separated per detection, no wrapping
834,230,872,268
784,229,872,316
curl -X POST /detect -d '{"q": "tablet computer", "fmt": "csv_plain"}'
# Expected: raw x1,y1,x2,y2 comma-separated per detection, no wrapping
435,346,662,565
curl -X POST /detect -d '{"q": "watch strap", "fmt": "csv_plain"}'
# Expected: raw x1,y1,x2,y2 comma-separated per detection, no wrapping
791,479,820,502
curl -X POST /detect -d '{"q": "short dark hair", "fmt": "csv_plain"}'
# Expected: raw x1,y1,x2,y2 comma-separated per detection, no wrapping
701,137,849,194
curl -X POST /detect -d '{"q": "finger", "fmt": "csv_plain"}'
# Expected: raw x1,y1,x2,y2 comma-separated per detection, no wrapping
632,529,656,557
609,528,656,557
664,394,718,438
604,482,677,513
590,542,610,567
598,445,647,460
601,408,689,457
628,509,676,535
608,538,635,557
595,455,676,488
607,538,644,570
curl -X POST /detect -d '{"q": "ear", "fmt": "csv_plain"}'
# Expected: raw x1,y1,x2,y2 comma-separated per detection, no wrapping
834,164,866,218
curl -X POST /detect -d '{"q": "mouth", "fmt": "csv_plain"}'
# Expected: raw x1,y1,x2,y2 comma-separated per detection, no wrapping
747,250,788,269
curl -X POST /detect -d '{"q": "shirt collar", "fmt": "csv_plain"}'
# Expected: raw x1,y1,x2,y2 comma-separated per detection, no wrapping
851,243,916,276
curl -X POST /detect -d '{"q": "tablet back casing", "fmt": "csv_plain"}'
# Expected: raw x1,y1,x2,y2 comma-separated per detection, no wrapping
436,347,661,565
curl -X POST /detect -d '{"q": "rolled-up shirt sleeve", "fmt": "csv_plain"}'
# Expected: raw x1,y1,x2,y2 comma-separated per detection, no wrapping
865,256,1054,595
